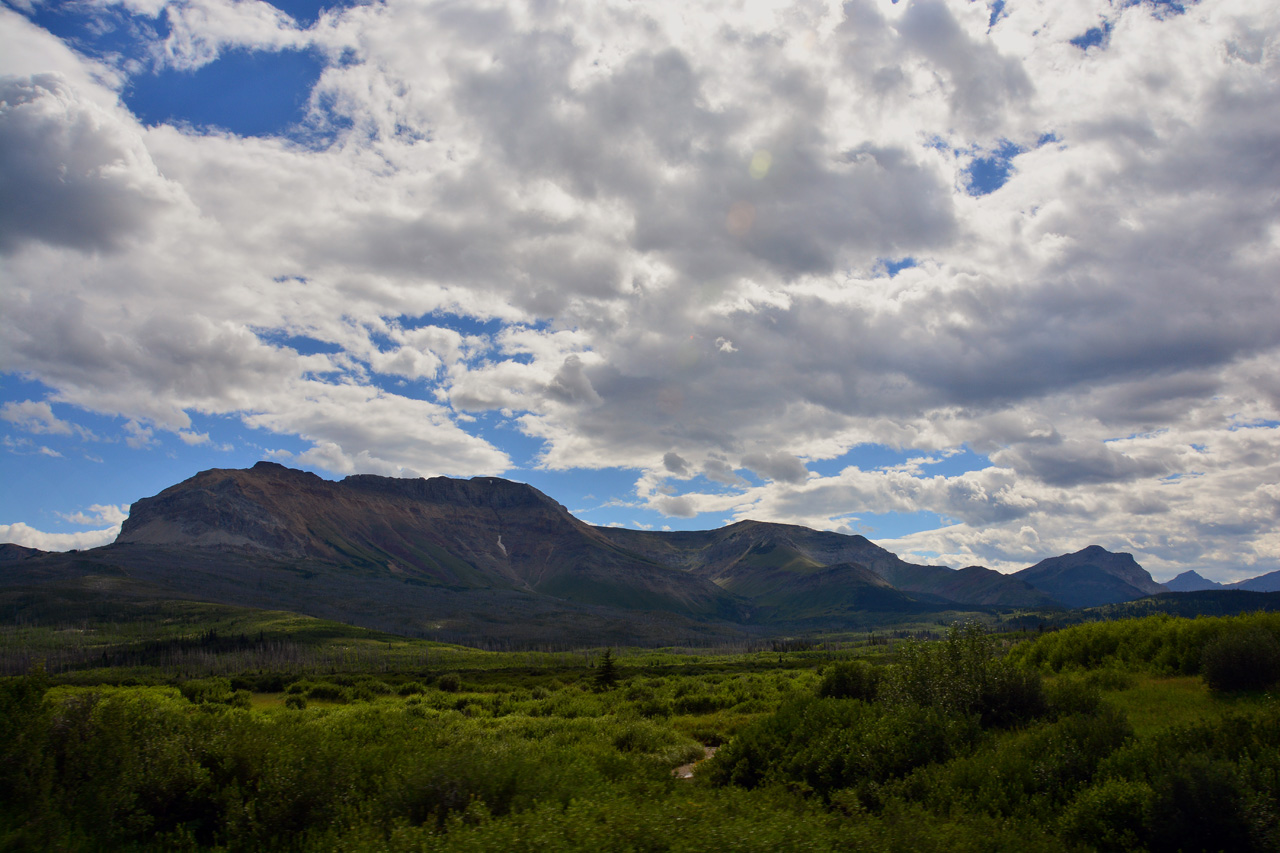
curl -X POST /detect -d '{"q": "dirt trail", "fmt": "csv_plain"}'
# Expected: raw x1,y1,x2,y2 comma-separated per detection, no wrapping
673,746,718,780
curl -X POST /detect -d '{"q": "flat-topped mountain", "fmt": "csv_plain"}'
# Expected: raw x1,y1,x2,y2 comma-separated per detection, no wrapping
118,461,734,616
1,463,1209,644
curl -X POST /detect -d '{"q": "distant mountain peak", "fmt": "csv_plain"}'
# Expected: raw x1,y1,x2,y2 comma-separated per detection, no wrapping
1014,545,1166,608
1165,569,1223,592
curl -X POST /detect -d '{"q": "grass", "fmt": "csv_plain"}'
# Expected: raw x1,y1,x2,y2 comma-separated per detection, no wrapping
10,612,1280,851
1098,673,1275,736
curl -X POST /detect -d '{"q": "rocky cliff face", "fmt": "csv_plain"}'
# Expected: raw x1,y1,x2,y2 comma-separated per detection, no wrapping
117,462,734,616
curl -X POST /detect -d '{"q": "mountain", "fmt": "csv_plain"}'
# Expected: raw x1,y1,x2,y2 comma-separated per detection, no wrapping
597,521,1056,608
1162,568,1280,594
5,463,1242,646
117,461,734,617
1014,545,1167,608
1165,570,1224,592
0,543,45,561
1234,569,1280,593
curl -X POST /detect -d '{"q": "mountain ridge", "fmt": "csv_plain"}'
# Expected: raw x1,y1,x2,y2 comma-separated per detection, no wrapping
0,463,1198,643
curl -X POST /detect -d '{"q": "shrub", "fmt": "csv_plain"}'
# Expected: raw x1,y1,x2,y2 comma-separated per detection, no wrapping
673,693,726,715
284,694,306,710
1201,627,1280,692
178,678,232,705
1143,754,1258,852
704,696,978,798
305,682,350,702
437,673,462,693
881,623,1046,728
1059,778,1153,852
1043,676,1103,719
818,660,880,701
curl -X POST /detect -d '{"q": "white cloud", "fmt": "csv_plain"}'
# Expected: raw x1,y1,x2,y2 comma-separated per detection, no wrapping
0,73,181,253
2,503,128,551
58,503,129,526
1,400,74,435
0,521,120,551
105,0,312,71
2,0,1279,579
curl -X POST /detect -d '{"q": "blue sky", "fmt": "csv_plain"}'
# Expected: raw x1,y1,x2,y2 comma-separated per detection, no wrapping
3,0,1280,581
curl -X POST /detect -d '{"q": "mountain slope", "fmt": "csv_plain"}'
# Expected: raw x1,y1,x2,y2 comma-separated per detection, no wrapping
117,462,735,616
1014,545,1167,608
597,521,1055,608
7,464,1242,646
1233,569,1280,593
1165,570,1223,592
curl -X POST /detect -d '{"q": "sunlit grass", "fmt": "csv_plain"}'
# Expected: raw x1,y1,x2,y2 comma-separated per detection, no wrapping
1098,674,1271,736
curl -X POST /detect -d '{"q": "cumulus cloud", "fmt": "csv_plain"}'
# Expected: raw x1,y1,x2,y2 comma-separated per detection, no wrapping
0,521,121,551
58,503,129,526
741,450,810,484
1,400,75,435
662,451,689,476
2,503,129,551
2,0,1279,579
0,73,178,253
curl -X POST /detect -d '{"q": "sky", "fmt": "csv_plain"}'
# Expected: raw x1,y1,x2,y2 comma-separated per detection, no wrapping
1,0,1278,582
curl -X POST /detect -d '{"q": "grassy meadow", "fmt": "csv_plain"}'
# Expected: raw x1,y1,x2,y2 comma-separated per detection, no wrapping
3,608,1280,851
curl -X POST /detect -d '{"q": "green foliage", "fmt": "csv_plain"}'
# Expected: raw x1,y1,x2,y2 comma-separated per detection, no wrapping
880,623,1046,728
7,616,1280,851
177,678,250,709
1061,709,1280,852
1009,611,1280,677
1200,625,1280,692
1057,777,1153,852
890,707,1133,821
0,668,54,843
702,696,979,799
594,649,619,691
817,660,879,701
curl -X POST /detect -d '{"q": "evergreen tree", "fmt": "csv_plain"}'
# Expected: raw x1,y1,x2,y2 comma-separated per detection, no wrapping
594,648,618,690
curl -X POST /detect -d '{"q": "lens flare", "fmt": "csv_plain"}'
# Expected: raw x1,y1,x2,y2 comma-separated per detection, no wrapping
749,149,772,179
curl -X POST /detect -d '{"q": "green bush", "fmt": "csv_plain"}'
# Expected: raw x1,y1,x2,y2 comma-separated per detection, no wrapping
0,669,53,827
1009,613,1280,677
1200,626,1280,692
704,696,978,798
1081,710,1280,851
817,660,880,701
305,682,350,702
1043,676,1104,718
437,673,461,693
1058,778,1152,852
881,623,1046,728
892,707,1133,821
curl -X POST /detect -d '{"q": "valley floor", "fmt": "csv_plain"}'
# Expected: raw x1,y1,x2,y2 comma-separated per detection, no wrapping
3,613,1280,851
